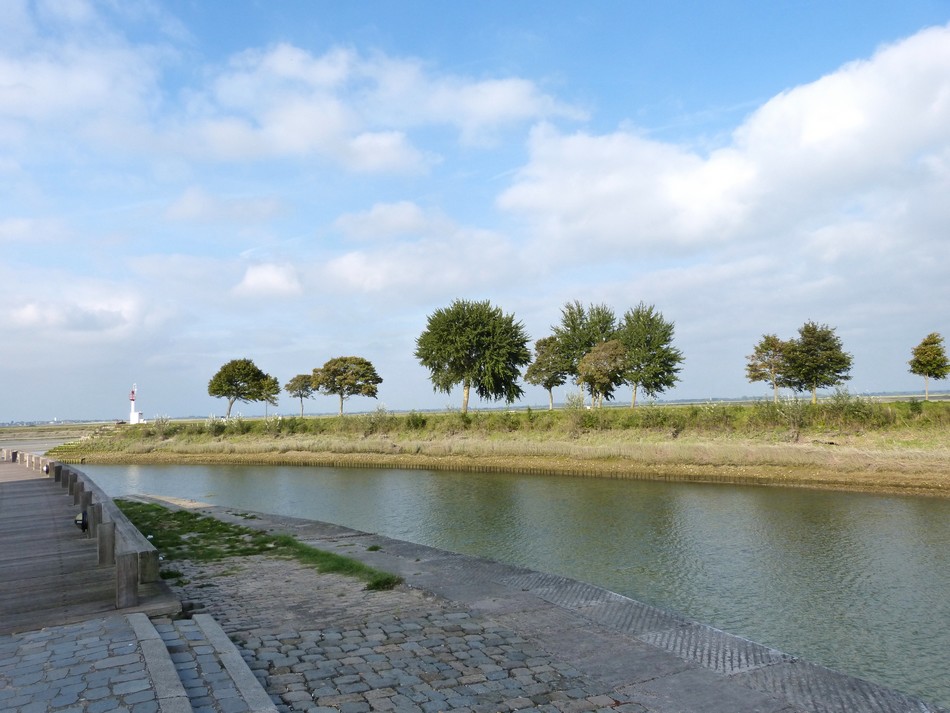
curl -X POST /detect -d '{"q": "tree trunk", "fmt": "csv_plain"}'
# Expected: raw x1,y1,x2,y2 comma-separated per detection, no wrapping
338,394,344,416
811,386,817,404
925,375,930,401
299,398,304,417
462,381,471,414
773,381,778,403
226,398,236,418
547,389,554,411
631,384,639,408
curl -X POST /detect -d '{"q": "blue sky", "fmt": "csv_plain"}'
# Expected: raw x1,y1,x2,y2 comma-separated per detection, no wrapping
3,0,950,422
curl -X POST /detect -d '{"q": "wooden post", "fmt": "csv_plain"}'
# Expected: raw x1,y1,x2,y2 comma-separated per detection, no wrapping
89,502,102,536
53,464,62,482
115,552,139,608
139,550,160,583
99,521,116,565
73,479,84,506
11,450,18,463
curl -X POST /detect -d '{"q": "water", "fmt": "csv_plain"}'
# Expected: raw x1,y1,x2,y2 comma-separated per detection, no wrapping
84,463,950,707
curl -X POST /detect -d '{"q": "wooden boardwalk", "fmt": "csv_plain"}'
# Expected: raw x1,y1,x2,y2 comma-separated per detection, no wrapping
0,459,175,635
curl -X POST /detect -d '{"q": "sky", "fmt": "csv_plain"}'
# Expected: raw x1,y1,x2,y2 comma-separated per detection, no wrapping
3,0,950,422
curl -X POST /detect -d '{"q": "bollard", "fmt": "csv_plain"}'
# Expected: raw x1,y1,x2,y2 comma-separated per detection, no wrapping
11,450,18,463
139,550,160,584
98,521,116,565
115,552,139,608
53,464,62,482
61,468,71,490
89,501,102,537
73,479,84,506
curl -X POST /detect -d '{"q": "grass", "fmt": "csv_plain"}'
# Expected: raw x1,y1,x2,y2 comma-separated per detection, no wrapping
116,499,402,591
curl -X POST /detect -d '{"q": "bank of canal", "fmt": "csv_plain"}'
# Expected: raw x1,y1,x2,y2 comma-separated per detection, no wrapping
83,462,950,708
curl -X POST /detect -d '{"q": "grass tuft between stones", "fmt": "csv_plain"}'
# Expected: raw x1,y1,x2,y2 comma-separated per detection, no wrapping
116,499,402,591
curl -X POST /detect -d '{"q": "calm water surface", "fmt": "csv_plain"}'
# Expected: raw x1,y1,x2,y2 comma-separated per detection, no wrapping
84,463,950,708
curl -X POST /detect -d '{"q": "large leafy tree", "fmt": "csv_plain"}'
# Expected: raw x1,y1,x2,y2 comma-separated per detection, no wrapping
524,336,569,410
909,332,950,401
783,321,853,404
551,301,616,399
577,339,627,408
616,302,683,407
311,356,383,416
746,334,791,402
207,358,279,418
415,299,530,414
284,374,315,416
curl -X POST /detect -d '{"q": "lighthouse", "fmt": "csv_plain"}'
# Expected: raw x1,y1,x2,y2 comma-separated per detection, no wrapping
129,384,144,425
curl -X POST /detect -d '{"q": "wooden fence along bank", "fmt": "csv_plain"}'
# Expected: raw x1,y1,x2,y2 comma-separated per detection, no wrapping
0,448,178,633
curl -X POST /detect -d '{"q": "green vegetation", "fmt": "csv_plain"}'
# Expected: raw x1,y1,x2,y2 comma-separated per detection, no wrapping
208,358,281,418
746,323,853,405
312,356,383,416
415,298,531,414
284,374,315,416
543,300,683,408
909,332,950,401
116,499,402,590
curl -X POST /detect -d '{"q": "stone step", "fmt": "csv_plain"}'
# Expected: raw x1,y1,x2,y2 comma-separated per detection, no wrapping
152,613,279,713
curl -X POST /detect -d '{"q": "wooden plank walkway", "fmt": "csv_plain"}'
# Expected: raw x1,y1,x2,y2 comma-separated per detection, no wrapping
0,460,176,635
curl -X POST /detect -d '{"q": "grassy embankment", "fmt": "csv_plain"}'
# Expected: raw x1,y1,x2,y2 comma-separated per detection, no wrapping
115,499,402,590
37,393,950,497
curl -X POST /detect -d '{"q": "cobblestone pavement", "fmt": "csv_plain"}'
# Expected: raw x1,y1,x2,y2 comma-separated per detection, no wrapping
170,556,649,713
0,615,159,713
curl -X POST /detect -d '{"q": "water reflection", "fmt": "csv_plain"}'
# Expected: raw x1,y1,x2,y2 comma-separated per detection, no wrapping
83,463,950,708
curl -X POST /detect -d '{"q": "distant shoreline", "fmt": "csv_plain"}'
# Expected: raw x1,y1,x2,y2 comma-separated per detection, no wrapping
11,398,950,498
55,444,950,498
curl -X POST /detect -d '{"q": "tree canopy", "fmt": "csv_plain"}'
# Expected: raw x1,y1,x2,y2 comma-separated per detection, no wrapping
783,321,853,403
284,374,315,416
909,332,950,401
524,336,569,410
577,339,627,407
616,302,683,407
207,358,279,418
746,334,790,402
415,299,530,414
550,301,616,389
311,356,383,416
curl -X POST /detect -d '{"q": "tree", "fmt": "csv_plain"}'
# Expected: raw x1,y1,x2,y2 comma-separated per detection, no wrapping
909,332,950,401
783,321,853,404
415,299,531,414
311,356,383,416
284,374,314,416
577,339,627,407
746,334,791,402
550,301,616,401
524,337,569,410
259,375,280,416
207,358,278,418
616,302,683,407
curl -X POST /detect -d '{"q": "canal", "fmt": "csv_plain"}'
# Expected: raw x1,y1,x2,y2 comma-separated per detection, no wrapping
84,463,950,708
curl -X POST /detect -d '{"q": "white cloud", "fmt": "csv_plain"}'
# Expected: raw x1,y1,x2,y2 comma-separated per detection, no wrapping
334,201,449,241
233,263,303,297
165,186,282,223
0,216,68,242
323,224,516,296
500,25,950,264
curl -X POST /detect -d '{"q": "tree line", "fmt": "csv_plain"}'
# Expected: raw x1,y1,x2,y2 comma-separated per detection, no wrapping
206,299,950,417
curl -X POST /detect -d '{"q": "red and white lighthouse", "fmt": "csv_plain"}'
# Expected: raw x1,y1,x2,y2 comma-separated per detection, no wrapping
129,384,144,424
